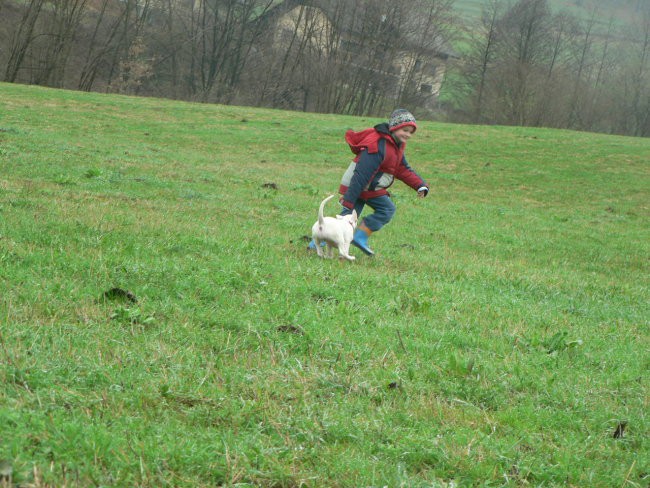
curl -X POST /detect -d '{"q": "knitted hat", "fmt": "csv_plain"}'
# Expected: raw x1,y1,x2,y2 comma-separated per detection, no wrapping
388,109,417,132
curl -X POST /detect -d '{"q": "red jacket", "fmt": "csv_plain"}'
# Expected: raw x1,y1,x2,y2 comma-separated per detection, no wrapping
339,123,427,208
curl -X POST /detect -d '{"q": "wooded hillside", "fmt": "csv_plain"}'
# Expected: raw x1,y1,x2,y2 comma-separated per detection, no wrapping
1,0,648,136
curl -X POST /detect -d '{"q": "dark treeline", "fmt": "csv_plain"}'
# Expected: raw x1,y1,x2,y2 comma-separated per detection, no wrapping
454,0,650,137
1,0,649,136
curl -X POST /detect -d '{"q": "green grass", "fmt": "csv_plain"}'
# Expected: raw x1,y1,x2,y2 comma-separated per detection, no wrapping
1,82,648,487
452,0,641,26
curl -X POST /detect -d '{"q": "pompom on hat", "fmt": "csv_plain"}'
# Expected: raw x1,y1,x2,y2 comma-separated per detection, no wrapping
388,109,417,133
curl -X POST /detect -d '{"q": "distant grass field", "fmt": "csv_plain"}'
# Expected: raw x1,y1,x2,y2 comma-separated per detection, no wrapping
0,82,648,487
452,0,640,25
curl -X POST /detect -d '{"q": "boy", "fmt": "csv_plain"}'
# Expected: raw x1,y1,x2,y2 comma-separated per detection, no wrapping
338,109,429,256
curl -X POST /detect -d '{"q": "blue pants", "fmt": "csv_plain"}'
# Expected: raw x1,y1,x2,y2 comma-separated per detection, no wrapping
341,195,396,232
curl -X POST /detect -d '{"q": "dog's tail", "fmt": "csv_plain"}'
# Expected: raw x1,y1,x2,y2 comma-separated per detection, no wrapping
318,194,336,228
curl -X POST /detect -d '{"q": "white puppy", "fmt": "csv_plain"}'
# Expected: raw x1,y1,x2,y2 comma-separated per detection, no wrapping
311,195,357,261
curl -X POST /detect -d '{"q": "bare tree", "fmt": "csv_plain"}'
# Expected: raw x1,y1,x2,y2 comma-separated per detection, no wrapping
496,0,553,125
579,15,616,132
77,0,128,91
531,11,578,127
190,0,272,102
34,0,89,87
162,0,180,96
393,0,457,111
104,0,151,92
625,11,650,136
4,0,45,82
455,0,599,130
460,0,503,123
260,4,319,109
309,0,348,113
566,7,598,129
249,0,397,115
243,0,458,116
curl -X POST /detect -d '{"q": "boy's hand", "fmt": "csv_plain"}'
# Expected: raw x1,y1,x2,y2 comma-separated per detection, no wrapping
417,186,429,198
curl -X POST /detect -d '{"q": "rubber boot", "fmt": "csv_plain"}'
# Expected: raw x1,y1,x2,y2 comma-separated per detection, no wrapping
307,239,326,250
352,223,374,256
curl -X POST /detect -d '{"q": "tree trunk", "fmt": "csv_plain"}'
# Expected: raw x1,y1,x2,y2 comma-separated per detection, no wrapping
4,0,45,82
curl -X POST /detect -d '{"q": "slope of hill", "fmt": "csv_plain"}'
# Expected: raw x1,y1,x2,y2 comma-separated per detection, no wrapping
453,0,644,26
1,82,648,487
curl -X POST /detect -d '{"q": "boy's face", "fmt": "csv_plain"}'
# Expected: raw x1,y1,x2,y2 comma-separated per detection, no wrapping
392,126,415,144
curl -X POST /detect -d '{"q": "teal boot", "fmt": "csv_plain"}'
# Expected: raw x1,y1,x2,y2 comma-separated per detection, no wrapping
307,239,326,250
352,224,374,256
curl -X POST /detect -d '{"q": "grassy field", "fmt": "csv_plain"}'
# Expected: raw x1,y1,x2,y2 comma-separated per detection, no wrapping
452,0,641,25
0,82,648,487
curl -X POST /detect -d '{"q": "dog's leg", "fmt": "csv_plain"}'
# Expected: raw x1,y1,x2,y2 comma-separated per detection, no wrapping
339,244,356,261
315,238,324,258
326,244,335,259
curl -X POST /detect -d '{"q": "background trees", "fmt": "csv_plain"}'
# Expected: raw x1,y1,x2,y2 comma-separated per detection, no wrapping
453,0,650,136
0,0,648,136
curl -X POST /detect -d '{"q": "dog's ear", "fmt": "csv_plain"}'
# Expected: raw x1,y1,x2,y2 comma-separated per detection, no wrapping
352,210,358,221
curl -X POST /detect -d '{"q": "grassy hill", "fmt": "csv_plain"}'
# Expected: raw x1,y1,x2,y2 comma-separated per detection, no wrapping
0,82,648,487
453,0,644,25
